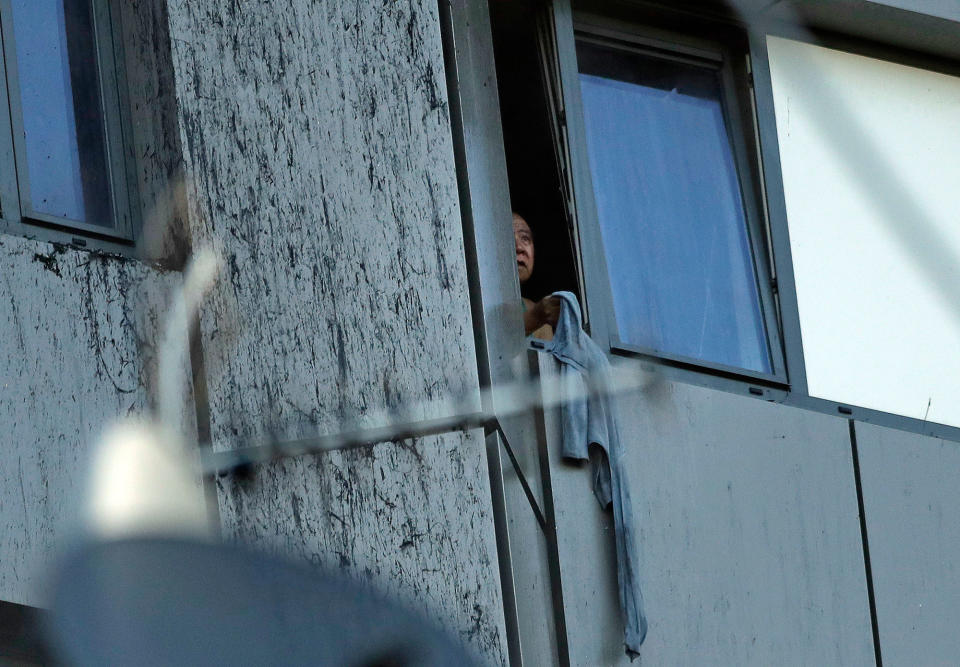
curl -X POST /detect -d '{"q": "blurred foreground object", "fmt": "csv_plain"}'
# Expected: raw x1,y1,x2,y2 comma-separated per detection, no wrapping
48,538,477,666
46,246,477,666
84,421,210,541
84,248,222,542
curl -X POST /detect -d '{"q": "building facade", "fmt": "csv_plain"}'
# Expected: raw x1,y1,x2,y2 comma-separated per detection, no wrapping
2,0,960,664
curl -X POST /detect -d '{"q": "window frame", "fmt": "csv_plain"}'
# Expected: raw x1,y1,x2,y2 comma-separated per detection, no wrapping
553,3,788,386
0,0,137,248
449,0,960,444
749,21,960,441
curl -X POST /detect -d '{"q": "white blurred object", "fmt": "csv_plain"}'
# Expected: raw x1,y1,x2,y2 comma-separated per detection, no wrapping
158,246,222,431
84,247,222,540
86,421,211,540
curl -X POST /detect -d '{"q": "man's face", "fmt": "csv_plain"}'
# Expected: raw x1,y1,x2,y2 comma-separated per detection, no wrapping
513,214,534,284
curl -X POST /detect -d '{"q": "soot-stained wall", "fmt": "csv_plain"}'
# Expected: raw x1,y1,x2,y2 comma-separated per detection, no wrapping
0,0,192,608
117,0,192,268
163,0,507,661
0,237,182,606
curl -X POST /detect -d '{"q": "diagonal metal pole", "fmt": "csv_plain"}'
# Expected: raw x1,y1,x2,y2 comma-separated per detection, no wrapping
198,361,656,476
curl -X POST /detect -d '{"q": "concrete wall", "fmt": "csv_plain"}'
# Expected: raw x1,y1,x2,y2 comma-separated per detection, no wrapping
0,0,190,608
163,0,507,661
0,1,510,663
0,236,179,606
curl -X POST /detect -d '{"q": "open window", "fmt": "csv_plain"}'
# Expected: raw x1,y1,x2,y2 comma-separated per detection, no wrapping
491,0,785,384
763,33,960,428
489,0,584,312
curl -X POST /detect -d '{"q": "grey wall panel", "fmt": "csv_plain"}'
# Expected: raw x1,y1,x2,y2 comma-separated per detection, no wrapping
855,422,960,666
865,0,960,22
539,356,874,665
162,0,507,661
0,236,181,606
765,0,960,64
164,0,479,442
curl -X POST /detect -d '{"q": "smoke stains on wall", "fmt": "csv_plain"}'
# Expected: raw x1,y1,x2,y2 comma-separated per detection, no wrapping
117,0,193,267
164,0,506,660
218,431,505,661
0,1,507,660
0,236,184,606
0,0,197,609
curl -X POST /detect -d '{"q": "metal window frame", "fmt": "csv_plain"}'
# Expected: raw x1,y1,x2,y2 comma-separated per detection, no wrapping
0,0,136,247
489,0,960,444
534,8,590,326
748,20,960,443
438,1,568,664
553,1,788,386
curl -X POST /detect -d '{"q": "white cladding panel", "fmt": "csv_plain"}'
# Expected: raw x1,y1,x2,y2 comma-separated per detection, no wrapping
767,35,960,427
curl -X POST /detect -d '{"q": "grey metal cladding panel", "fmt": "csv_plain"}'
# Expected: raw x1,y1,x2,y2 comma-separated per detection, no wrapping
163,0,505,662
544,364,874,666
0,235,184,607
499,432,561,666
865,0,960,22
766,0,960,63
855,422,960,666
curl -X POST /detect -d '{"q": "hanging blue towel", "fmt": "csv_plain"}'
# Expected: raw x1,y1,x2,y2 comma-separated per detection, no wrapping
532,291,647,659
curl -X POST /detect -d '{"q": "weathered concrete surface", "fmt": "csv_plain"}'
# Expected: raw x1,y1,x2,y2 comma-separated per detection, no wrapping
116,0,191,266
0,0,199,609
0,236,181,606
539,356,875,666
217,431,503,660
164,0,506,661
856,422,960,666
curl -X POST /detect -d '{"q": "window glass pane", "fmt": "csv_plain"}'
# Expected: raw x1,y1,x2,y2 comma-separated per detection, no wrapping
576,41,770,373
11,0,112,226
767,36,960,428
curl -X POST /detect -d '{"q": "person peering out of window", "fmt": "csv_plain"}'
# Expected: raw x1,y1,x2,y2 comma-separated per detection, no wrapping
513,212,561,340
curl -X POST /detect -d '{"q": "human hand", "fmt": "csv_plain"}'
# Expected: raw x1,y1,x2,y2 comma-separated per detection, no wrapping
524,296,561,335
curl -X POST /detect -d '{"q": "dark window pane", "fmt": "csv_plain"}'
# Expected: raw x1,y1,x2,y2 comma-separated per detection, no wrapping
12,0,112,226
577,41,771,373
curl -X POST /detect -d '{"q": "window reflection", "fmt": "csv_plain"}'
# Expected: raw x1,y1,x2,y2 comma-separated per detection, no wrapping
577,41,771,373
12,0,112,226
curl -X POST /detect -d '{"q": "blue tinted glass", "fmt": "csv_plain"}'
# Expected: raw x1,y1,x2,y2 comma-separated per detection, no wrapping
11,0,112,226
577,42,771,373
